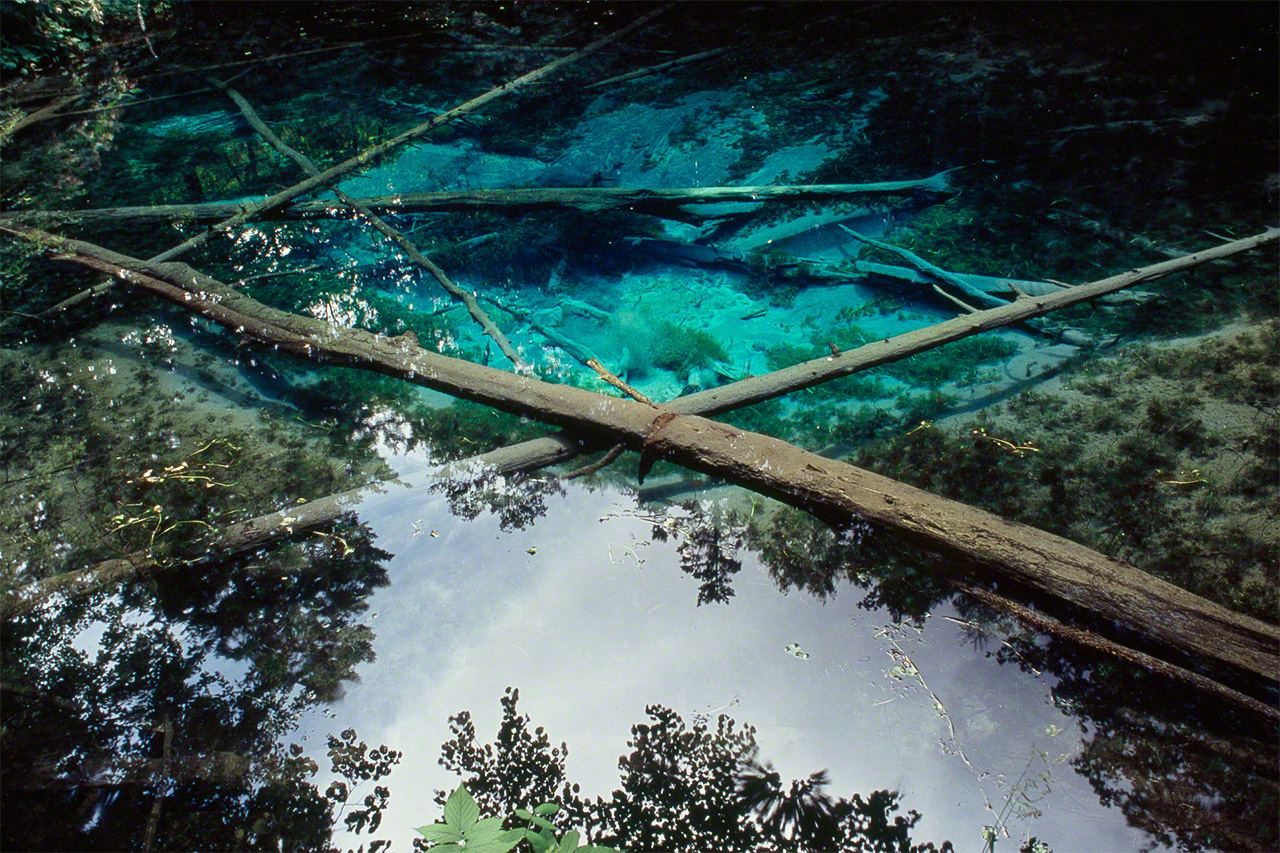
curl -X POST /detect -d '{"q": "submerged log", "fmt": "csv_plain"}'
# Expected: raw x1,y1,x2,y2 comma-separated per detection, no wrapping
0,175,958,227
583,47,730,89
4,223,1276,694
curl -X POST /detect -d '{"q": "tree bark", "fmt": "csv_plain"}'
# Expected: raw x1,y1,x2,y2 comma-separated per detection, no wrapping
5,223,1276,693
0,175,957,227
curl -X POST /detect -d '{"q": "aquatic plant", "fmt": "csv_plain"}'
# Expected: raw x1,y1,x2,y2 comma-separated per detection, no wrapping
606,313,729,382
651,320,729,381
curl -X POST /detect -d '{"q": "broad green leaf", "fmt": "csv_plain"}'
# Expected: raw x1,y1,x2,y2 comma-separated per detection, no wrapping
533,802,561,816
529,813,558,832
465,816,507,844
499,829,527,844
555,830,581,851
443,785,480,832
526,826,554,853
514,808,535,821
420,823,464,843
579,846,621,852
463,838,521,853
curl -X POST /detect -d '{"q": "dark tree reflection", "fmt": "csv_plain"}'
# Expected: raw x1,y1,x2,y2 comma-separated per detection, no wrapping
648,500,748,605
742,505,1278,851
0,518,398,851
987,623,1280,853
431,687,953,853
433,466,565,532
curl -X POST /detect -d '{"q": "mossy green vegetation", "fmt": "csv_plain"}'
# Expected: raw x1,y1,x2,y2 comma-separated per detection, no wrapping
651,320,729,381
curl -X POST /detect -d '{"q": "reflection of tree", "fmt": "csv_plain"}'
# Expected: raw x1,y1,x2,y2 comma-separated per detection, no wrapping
0,518,397,851
749,506,950,621
649,501,746,605
736,761,840,848
147,518,391,702
746,507,1279,850
434,468,565,532
990,621,1278,852
435,687,588,833
432,688,953,852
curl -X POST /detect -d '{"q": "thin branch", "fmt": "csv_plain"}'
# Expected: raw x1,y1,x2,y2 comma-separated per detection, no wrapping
213,81,527,369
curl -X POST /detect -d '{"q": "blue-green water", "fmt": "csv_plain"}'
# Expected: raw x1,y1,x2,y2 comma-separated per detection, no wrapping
2,3,1276,852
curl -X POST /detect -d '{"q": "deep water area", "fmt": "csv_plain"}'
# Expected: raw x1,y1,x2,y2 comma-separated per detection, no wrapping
1,3,1277,852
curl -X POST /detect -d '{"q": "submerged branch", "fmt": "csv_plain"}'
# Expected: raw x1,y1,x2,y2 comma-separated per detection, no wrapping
214,81,528,370
21,4,670,321
0,175,957,227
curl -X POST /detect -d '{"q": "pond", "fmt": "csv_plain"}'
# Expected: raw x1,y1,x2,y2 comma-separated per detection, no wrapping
1,3,1276,852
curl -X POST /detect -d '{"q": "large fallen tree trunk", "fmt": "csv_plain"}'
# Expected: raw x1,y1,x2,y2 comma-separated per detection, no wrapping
5,223,1275,695
0,174,956,227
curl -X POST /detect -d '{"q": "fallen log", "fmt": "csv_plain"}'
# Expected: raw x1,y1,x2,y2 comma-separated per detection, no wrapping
5,224,1275,694
0,478,398,618
0,175,957,227
0,92,84,145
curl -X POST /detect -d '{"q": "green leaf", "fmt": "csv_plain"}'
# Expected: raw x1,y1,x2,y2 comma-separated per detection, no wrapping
498,829,527,845
533,802,561,816
463,839,521,853
515,808,535,821
420,824,464,843
443,785,480,832
555,830,581,851
465,816,507,844
529,813,558,832
526,827,554,853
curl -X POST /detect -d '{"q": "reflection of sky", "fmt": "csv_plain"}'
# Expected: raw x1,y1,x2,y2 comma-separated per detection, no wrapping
296,451,1164,853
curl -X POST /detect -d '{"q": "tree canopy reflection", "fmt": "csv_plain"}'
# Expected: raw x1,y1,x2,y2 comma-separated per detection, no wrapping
429,687,955,853
1,517,396,851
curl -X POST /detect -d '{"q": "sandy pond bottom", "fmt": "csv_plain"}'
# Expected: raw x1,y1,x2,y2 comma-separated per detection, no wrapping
290,445,1165,852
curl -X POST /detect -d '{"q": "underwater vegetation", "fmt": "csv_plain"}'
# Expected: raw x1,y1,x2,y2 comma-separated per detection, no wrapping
605,311,730,383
